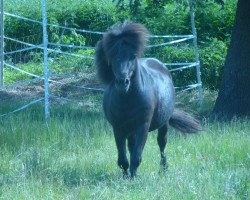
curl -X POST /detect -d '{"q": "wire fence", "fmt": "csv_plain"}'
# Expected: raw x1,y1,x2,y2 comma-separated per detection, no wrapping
0,0,202,119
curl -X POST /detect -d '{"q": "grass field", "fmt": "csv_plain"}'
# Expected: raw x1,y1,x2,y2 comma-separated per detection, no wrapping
0,101,249,199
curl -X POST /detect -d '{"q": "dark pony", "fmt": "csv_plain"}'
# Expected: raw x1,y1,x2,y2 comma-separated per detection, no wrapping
95,22,201,178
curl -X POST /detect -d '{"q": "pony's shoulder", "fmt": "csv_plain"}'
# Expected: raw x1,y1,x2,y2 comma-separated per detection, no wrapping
139,58,171,77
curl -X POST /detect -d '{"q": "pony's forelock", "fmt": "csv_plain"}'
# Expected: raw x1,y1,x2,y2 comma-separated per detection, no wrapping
103,21,149,60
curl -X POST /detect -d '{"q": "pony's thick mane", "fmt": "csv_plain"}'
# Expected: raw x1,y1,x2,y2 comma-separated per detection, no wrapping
95,22,149,85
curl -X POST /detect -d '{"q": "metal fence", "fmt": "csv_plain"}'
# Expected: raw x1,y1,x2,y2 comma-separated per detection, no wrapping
0,0,203,119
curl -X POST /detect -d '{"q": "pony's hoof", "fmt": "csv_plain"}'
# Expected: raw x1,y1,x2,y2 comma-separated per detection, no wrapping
159,163,169,174
122,170,130,179
129,169,137,179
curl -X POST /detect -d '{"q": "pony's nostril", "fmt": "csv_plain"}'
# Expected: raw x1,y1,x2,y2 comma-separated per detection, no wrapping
116,78,129,86
125,78,129,85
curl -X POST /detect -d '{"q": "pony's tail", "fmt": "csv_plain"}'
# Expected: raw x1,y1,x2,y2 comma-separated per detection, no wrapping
169,109,202,133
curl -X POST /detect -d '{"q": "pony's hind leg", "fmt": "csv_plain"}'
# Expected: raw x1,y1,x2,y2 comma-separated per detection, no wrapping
157,124,169,171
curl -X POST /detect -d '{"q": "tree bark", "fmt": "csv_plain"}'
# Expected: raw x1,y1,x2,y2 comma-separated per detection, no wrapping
213,0,250,119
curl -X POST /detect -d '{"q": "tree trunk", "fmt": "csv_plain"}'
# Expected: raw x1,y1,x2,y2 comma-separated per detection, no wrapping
213,0,250,119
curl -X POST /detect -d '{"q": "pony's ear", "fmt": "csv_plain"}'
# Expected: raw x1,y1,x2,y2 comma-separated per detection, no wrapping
95,41,114,85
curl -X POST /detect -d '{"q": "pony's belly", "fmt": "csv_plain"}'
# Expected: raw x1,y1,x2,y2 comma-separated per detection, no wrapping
149,86,175,131
149,104,173,131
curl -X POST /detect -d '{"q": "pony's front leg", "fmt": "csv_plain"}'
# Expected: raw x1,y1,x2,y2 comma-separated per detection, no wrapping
129,123,149,178
113,129,129,177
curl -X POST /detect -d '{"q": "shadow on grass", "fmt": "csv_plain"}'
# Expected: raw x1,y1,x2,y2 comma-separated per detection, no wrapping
56,167,119,187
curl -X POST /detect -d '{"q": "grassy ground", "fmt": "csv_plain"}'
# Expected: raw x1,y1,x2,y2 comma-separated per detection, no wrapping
0,101,249,199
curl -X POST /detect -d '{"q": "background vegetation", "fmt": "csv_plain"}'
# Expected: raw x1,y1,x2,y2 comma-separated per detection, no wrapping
3,0,237,89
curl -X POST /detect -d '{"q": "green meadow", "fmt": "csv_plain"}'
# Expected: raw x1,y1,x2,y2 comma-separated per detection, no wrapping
0,100,249,199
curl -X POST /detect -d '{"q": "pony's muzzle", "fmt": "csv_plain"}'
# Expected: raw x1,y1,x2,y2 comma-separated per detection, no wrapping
115,77,129,86
115,77,130,92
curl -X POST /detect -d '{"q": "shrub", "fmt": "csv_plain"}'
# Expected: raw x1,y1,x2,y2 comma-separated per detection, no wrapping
156,43,197,88
199,38,227,89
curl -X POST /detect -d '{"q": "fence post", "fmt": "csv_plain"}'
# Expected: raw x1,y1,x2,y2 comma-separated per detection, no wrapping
42,0,49,119
0,0,4,87
189,0,203,104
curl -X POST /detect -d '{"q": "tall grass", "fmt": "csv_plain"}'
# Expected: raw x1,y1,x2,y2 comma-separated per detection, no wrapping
0,103,249,199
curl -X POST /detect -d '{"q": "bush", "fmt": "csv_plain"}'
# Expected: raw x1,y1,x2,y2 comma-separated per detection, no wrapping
154,43,197,88
199,38,228,89
50,49,95,75
144,37,228,90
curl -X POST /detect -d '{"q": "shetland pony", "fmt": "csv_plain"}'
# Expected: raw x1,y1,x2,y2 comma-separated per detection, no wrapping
95,22,201,177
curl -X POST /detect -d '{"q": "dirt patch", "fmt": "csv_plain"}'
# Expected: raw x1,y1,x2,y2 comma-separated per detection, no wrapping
0,75,104,104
